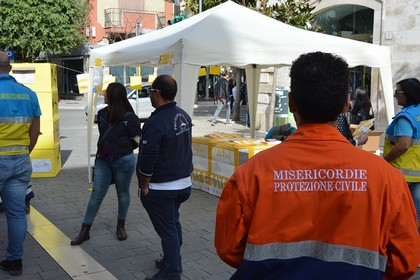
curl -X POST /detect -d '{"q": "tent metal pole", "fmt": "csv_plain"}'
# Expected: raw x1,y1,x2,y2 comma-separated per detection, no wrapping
87,68,95,183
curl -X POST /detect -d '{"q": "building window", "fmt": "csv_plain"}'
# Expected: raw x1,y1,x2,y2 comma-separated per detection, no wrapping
314,5,373,43
314,5,374,99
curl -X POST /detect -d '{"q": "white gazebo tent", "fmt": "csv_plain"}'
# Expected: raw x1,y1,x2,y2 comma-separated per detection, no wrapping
86,0,393,179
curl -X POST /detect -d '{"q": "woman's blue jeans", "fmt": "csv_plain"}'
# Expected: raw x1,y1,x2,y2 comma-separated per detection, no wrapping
83,153,135,225
0,154,32,260
408,182,420,233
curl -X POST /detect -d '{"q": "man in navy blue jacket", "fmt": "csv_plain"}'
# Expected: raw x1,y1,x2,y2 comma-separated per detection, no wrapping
137,75,193,280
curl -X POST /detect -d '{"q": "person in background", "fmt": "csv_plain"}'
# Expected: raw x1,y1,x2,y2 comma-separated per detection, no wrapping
228,79,235,114
137,75,193,280
240,81,250,127
215,52,420,279
240,80,248,106
351,86,374,125
337,114,368,146
71,82,141,246
384,78,420,232
24,182,34,214
211,71,231,125
264,123,296,141
0,51,41,276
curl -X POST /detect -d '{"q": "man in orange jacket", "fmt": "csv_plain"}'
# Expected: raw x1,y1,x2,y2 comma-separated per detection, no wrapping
215,52,420,280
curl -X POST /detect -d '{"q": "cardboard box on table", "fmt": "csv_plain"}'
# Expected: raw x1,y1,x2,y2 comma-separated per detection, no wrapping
350,122,383,155
191,170,227,197
192,133,244,174
359,131,383,154
192,137,231,175
192,133,244,195
191,134,279,196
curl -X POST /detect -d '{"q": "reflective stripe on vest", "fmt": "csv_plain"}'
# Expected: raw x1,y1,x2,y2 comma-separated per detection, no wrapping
0,146,28,152
244,240,387,272
0,117,33,155
0,117,34,124
398,167,420,177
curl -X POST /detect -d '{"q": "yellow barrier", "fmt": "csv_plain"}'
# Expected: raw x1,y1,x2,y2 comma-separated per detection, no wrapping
36,91,59,121
11,63,58,92
10,63,61,177
35,118,60,150
30,143,62,178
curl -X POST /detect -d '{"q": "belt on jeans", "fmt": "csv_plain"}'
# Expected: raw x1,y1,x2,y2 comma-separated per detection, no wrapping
0,146,29,152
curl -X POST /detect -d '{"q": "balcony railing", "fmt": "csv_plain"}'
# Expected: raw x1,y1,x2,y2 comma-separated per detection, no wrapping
104,8,122,27
104,8,165,30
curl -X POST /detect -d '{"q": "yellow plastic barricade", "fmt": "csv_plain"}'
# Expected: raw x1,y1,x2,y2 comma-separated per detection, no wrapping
10,63,61,177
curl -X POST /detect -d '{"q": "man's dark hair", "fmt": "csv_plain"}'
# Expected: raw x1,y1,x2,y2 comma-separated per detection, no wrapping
397,78,420,107
152,75,177,101
0,51,12,74
290,52,350,123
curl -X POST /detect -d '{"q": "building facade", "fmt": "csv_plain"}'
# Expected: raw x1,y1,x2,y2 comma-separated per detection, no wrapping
315,0,420,128
85,0,174,44
55,0,174,98
276,0,419,129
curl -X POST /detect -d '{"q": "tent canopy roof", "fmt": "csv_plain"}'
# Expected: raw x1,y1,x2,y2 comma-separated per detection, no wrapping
90,1,390,69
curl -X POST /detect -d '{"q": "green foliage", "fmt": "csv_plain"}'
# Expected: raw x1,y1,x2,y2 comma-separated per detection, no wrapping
0,0,88,62
183,0,321,32
256,0,322,32
183,0,256,14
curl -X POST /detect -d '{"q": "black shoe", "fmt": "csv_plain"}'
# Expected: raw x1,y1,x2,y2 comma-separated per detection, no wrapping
154,254,182,273
25,201,30,215
0,202,3,213
70,224,91,246
0,259,23,276
155,254,165,270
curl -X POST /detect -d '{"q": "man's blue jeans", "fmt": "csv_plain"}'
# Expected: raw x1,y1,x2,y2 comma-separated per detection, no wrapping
141,187,191,280
408,182,420,233
212,99,230,123
0,154,32,260
83,153,136,225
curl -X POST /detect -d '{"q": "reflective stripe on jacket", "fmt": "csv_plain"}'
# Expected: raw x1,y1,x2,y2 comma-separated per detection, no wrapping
0,74,41,156
215,124,420,280
384,104,420,182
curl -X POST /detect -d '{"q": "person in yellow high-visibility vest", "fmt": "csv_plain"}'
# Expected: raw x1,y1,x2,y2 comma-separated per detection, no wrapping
384,78,420,233
0,51,41,276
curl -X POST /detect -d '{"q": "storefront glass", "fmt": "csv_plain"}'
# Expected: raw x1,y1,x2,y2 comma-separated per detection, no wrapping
314,5,374,100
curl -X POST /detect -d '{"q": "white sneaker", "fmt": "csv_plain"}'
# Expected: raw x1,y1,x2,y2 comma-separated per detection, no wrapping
211,121,216,126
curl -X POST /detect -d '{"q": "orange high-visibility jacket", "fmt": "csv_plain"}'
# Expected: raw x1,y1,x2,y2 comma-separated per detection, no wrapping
215,124,420,280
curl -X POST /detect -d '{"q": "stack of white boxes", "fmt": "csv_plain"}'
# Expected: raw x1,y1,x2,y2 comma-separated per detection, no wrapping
191,133,279,196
